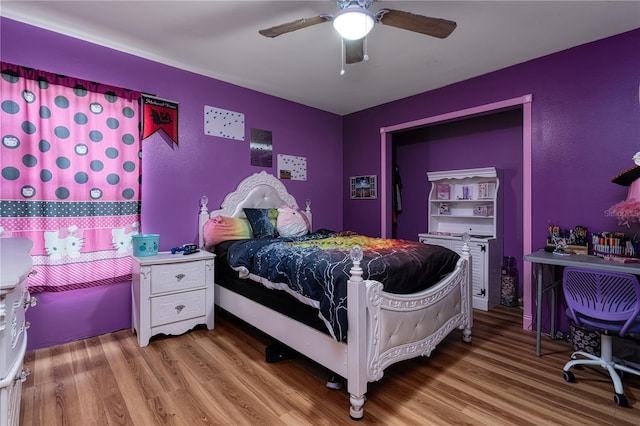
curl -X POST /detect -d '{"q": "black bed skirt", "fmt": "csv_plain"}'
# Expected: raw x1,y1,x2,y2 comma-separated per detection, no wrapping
213,240,328,335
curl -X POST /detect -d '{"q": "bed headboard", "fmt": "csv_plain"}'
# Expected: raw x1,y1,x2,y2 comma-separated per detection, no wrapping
198,171,312,248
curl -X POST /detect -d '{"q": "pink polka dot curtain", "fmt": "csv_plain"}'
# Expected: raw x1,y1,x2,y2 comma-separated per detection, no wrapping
0,62,142,292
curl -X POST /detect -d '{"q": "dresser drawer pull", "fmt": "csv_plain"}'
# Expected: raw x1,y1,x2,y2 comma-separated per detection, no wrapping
24,296,38,309
25,321,31,330
15,368,31,384
29,270,37,277
175,273,186,281
175,304,185,313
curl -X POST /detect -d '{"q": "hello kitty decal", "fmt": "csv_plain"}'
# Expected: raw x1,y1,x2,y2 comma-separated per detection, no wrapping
0,226,13,238
44,225,84,260
112,222,139,253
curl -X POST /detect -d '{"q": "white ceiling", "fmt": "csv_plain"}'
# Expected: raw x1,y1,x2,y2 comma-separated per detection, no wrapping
2,1,639,115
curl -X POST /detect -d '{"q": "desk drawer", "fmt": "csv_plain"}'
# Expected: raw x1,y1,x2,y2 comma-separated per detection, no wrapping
150,289,206,326
150,261,206,294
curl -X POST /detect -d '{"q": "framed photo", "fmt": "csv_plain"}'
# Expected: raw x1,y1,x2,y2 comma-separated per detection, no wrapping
350,175,377,199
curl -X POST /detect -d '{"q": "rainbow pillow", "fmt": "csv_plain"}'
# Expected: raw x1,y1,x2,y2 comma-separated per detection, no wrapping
203,215,252,249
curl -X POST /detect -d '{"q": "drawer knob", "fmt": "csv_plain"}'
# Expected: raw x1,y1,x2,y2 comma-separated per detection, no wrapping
16,368,31,384
29,270,37,277
175,273,186,281
175,304,185,313
24,296,38,309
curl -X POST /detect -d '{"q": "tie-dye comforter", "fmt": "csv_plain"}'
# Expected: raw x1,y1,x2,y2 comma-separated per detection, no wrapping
228,231,460,341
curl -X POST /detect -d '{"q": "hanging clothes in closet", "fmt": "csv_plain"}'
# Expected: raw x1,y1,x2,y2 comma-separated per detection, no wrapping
392,164,403,224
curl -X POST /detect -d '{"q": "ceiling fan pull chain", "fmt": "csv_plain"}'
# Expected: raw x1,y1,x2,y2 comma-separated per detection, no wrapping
364,36,369,61
340,38,346,75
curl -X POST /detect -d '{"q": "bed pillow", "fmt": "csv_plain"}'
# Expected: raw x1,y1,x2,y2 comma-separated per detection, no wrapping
276,206,310,237
203,215,252,249
243,208,279,238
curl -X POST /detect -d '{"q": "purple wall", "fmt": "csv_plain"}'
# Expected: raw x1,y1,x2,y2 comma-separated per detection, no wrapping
1,17,343,349
3,16,639,348
26,282,131,349
0,18,344,239
343,28,640,331
344,28,640,244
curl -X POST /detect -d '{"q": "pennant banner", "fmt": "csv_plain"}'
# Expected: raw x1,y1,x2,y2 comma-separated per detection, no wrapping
141,94,179,144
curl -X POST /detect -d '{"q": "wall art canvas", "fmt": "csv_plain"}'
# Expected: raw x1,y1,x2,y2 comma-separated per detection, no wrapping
250,128,273,167
204,105,245,140
351,175,377,199
277,154,307,181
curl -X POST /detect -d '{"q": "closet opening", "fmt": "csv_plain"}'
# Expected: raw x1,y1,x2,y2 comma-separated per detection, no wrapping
379,95,534,328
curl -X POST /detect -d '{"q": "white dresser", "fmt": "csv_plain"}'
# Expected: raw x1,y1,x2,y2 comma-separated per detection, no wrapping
0,238,37,426
131,251,215,347
419,167,503,311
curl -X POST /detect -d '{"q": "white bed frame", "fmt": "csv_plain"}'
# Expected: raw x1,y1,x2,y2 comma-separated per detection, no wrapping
198,171,472,420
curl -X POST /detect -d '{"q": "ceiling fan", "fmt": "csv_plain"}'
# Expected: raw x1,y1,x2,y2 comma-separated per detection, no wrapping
258,0,457,65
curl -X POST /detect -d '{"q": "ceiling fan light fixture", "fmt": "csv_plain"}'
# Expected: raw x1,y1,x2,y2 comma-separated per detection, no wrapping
333,7,375,40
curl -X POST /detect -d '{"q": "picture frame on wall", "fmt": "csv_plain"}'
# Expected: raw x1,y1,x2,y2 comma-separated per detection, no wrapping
350,175,377,199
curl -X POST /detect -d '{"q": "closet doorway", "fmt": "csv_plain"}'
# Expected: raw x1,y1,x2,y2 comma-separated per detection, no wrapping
379,95,534,330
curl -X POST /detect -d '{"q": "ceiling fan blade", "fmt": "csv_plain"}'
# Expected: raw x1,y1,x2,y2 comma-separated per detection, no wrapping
378,9,457,39
259,15,331,38
345,39,364,64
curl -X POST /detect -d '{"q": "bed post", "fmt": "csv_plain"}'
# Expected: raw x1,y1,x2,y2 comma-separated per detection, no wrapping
198,195,209,249
347,245,367,420
460,232,473,342
304,199,313,231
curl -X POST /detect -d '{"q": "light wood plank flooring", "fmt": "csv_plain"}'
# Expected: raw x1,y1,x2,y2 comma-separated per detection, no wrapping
20,306,639,425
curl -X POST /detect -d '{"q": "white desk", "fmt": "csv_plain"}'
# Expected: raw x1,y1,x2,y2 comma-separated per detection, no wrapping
524,250,640,356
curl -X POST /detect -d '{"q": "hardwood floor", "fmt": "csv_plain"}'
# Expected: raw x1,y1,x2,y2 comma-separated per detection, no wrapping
20,306,639,425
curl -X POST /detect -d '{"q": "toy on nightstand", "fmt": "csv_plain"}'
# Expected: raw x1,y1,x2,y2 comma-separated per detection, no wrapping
171,243,199,255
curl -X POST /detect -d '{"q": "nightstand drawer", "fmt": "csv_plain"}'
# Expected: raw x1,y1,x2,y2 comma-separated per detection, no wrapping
150,260,206,294
150,289,206,326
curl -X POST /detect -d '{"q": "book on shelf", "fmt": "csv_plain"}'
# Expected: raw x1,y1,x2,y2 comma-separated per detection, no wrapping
477,181,496,199
436,184,450,200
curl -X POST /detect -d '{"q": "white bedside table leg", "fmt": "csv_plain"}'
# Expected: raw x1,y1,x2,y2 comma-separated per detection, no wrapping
205,258,215,330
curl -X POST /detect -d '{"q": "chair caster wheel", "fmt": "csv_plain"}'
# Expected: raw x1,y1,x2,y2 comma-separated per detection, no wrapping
614,393,628,407
326,374,344,390
563,371,575,383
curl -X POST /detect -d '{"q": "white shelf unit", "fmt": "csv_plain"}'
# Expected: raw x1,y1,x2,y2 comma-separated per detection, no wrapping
419,167,503,311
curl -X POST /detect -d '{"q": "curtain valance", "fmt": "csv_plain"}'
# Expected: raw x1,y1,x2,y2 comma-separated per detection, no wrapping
1,62,141,101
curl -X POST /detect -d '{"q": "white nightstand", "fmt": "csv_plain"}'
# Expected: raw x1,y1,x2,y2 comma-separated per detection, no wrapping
131,250,215,347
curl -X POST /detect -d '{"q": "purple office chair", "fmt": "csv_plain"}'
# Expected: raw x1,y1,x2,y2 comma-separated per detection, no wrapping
562,267,640,407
